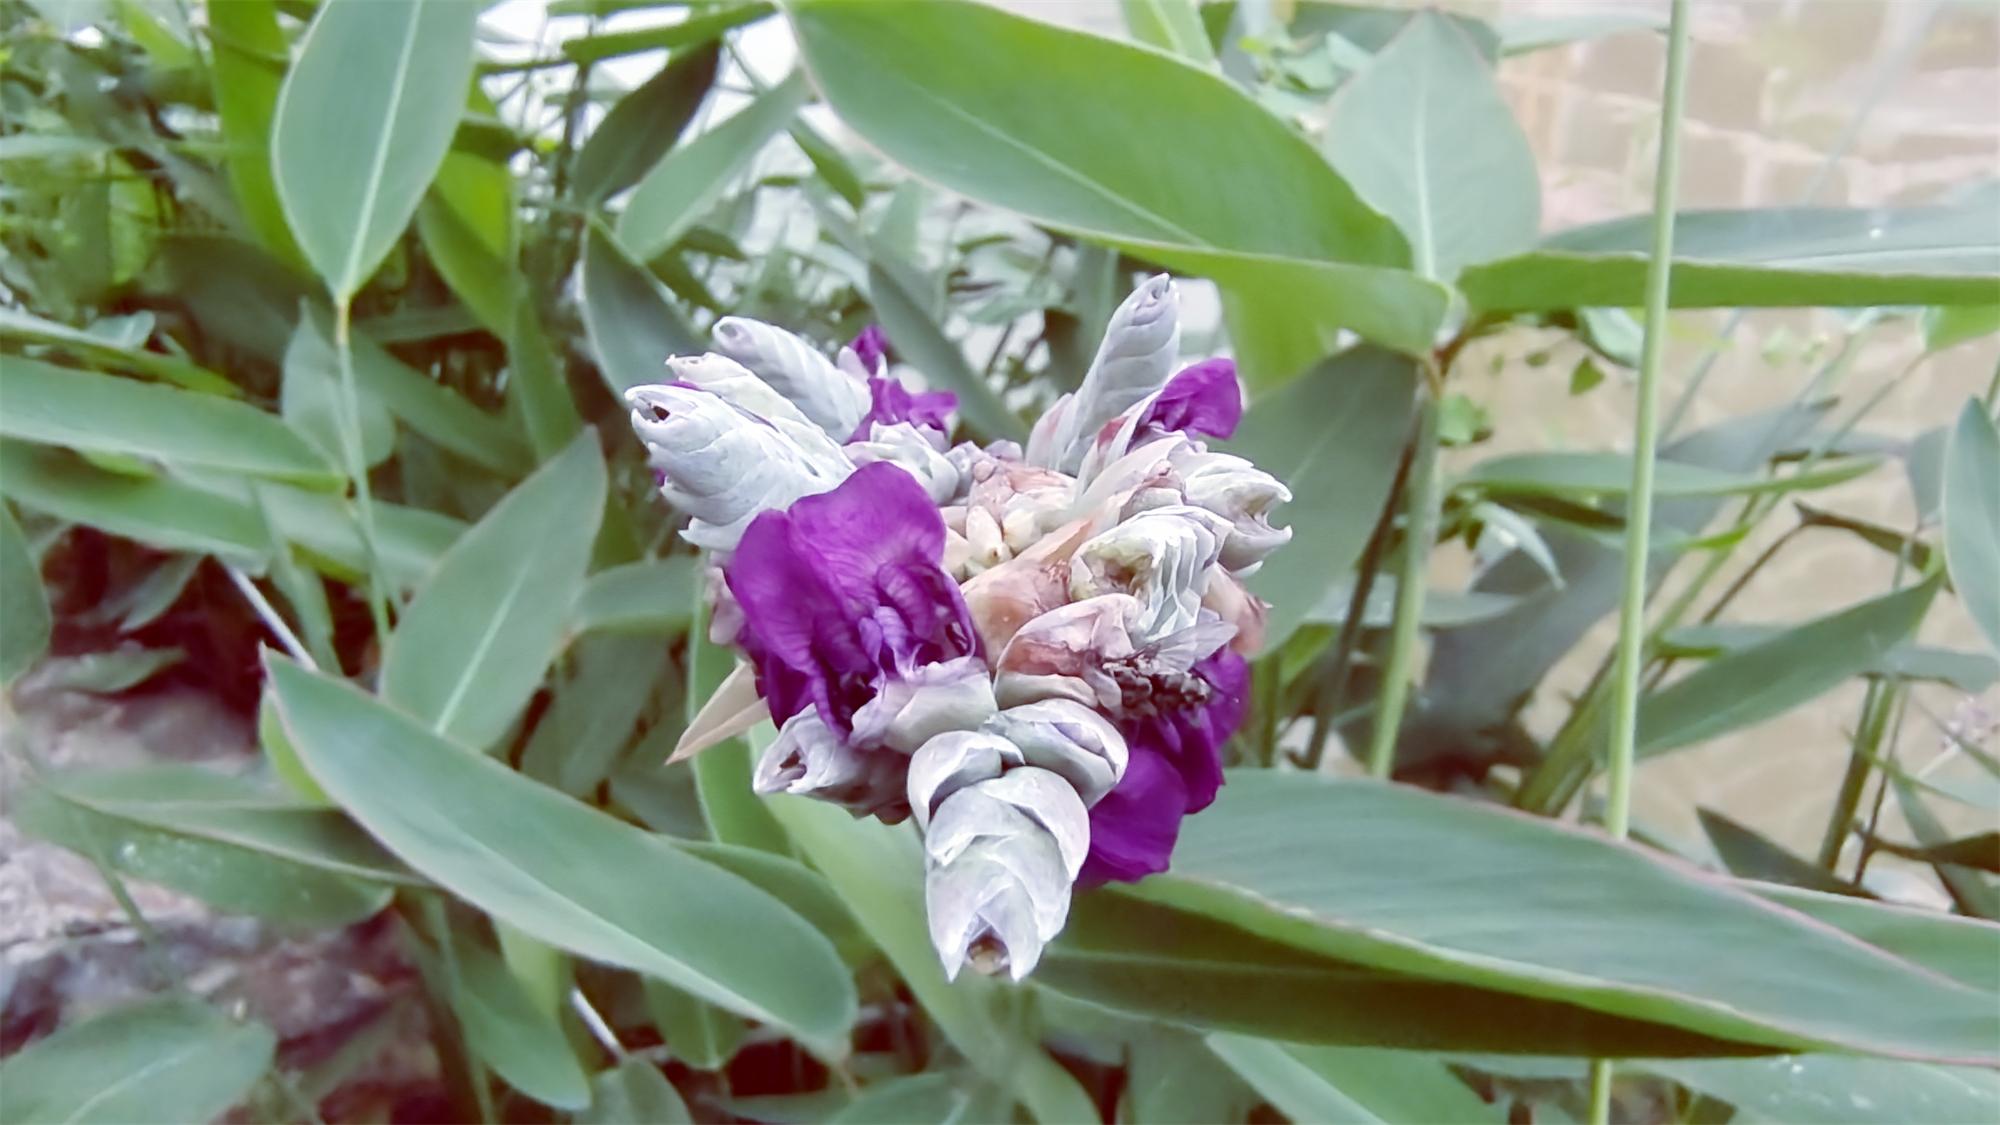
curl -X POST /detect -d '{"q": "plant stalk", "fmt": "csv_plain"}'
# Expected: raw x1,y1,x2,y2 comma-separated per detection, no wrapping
332,300,394,646
1365,389,1443,779
1593,1,1690,1117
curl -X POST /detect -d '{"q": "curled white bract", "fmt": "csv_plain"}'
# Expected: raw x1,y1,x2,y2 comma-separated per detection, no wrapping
710,316,871,438
1172,448,1293,574
752,709,903,819
1069,504,1230,642
847,422,962,505
982,699,1128,806
850,656,997,755
923,767,1087,980
626,383,850,551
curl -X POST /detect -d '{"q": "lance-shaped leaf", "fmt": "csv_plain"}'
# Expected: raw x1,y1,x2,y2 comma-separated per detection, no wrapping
267,657,857,1053
1944,399,2000,655
3,358,338,488
1462,194,2000,313
272,0,480,299
581,224,703,394
382,432,606,751
0,999,274,1125
789,0,1449,359
0,503,50,684
617,73,808,260
1111,773,2000,1063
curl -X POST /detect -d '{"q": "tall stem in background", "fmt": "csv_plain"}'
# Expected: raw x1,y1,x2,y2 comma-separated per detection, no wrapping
333,299,393,644
1591,2,1690,1121
1366,382,1443,779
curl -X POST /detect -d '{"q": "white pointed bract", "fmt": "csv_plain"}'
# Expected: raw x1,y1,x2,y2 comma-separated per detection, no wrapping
626,384,849,551
711,316,872,438
629,276,1287,983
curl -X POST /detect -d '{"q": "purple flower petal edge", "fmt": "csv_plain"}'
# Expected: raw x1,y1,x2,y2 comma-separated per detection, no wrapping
849,324,889,375
1078,649,1249,885
849,375,958,442
726,462,980,735
1139,358,1242,441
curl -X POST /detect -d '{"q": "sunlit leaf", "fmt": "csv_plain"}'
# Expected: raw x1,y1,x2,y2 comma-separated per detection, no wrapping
1944,400,2000,655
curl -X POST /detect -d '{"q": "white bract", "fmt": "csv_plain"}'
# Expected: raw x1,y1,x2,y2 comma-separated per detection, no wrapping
711,315,872,438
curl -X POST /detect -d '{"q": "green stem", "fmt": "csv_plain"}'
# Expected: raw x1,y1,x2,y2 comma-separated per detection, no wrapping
1365,392,1443,779
1592,2,1689,1117
332,300,393,646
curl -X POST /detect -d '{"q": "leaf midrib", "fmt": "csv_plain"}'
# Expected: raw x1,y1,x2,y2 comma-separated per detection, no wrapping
335,2,427,296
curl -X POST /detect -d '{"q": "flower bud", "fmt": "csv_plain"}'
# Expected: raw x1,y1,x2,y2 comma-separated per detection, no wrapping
1069,505,1231,642
907,729,1007,829
846,422,962,505
753,709,905,819
1040,276,1180,473
710,316,871,438
626,384,850,550
850,656,997,754
664,355,851,471
983,699,1128,806
924,767,1087,980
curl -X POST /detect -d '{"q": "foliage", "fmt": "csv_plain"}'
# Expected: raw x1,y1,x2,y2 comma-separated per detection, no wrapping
1,0,1997,1121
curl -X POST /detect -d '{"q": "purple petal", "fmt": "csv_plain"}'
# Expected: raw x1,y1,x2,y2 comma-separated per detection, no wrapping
725,462,979,735
849,375,958,442
849,325,889,375
1078,749,1187,885
1139,359,1242,441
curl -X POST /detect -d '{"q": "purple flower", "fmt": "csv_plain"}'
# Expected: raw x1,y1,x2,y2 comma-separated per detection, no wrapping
849,325,889,375
850,375,958,442
1078,649,1248,885
1138,359,1242,441
727,462,981,736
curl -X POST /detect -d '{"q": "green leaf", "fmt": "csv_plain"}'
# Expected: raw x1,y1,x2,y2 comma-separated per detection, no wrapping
0,504,51,684
1923,304,2000,353
1124,1030,1255,1125
575,557,700,635
209,0,307,273
826,1073,976,1124
767,796,1098,1123
505,300,586,459
1660,623,1997,694
1460,449,1877,500
616,72,807,261
1045,894,1776,1056
272,0,480,299
1463,197,2000,313
451,935,592,1110
1755,885,1999,993
581,224,703,394
686,616,790,854
582,1059,692,1124
382,432,607,751
560,2,776,64
14,767,395,927
865,260,1024,443
1650,1056,2000,1125
0,305,239,396
789,0,1448,359
643,977,746,1071
1697,809,1863,897
1322,11,1539,280
1944,400,2000,655
520,634,668,797
351,325,531,476
417,149,520,335
282,305,395,468
0,998,274,1125
1636,579,1940,756
1230,347,1419,650
1120,773,2000,1062
267,657,856,1052
573,44,721,206
3,358,338,488
1,442,268,562
1208,1035,1500,1124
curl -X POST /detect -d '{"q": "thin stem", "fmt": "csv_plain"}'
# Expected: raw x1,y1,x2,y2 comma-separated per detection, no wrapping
569,987,628,1060
332,300,393,645
226,565,316,670
1366,390,1443,779
1593,2,1689,1117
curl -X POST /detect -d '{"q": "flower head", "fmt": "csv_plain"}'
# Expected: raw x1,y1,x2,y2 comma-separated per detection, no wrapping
632,274,1284,983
